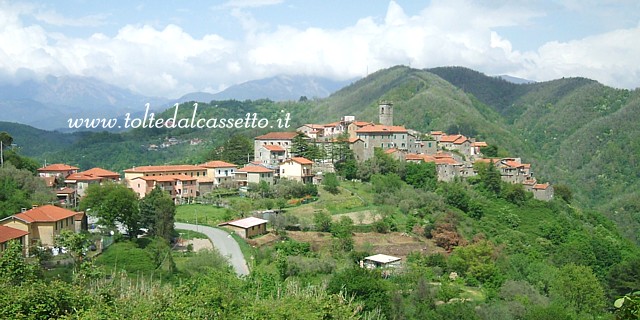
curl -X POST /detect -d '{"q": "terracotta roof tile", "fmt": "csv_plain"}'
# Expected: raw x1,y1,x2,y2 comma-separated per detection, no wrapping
124,165,204,173
37,164,79,172
200,160,237,168
40,176,56,187
0,225,28,243
255,132,299,140
355,125,408,133
533,183,550,190
262,145,286,152
81,167,121,178
440,134,463,143
288,157,313,165
13,205,76,223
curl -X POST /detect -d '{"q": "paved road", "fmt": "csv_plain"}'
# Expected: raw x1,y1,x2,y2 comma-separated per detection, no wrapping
175,222,249,276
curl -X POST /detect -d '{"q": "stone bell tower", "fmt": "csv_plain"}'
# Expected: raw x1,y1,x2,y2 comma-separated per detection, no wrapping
379,101,393,126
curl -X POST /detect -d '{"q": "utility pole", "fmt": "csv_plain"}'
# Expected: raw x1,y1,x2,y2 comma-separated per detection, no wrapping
1,140,3,168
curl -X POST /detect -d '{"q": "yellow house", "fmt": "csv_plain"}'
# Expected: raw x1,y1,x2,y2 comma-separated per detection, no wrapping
200,160,238,187
0,205,77,247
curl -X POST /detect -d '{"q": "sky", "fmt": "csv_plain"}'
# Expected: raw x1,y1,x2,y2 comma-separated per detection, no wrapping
1,0,639,98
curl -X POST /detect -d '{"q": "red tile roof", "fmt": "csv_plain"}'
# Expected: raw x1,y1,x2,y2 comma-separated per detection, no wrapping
440,134,466,143
40,176,56,187
56,187,76,195
352,121,375,127
533,183,550,190
384,148,398,154
200,160,237,168
74,212,85,221
65,172,108,181
430,131,444,135
288,157,313,165
237,166,274,173
262,145,286,152
80,167,120,178
453,136,470,144
37,164,79,172
471,141,488,147
255,132,299,140
13,205,76,223
124,165,204,173
406,154,436,162
0,225,28,244
355,125,408,133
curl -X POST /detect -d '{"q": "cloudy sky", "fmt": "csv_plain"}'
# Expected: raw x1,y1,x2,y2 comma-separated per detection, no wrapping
1,0,639,98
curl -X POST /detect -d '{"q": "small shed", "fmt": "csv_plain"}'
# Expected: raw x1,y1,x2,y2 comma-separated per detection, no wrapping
363,254,402,269
219,217,268,238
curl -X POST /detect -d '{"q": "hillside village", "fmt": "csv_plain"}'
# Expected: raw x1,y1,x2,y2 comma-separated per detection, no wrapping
0,101,553,255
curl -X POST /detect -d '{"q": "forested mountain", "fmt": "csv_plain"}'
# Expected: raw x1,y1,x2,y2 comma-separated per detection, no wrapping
1,65,639,243
428,66,640,243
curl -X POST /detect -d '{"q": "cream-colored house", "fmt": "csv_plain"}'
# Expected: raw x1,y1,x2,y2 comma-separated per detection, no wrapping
37,163,79,178
200,160,238,187
279,157,314,184
65,167,121,197
235,166,274,186
0,205,76,247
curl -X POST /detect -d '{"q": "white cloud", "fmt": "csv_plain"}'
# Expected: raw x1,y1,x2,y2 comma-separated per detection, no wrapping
0,0,638,98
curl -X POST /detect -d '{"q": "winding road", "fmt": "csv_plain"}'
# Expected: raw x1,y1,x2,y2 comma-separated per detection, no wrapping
175,222,249,276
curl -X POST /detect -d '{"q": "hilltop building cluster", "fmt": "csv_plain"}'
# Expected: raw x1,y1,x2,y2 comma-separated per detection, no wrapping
0,102,553,255
255,101,553,201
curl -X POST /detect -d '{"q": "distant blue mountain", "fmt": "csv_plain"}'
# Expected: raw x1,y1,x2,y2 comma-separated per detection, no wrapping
174,75,356,104
0,75,169,130
497,74,536,84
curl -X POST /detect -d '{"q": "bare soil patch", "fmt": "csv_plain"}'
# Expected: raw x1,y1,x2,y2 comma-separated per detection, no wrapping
332,210,376,225
286,231,445,258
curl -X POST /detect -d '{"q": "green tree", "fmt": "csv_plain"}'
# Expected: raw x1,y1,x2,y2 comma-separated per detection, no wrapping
480,145,498,157
0,131,12,148
290,132,313,158
322,173,340,194
554,184,573,203
139,186,176,242
0,241,38,285
327,267,391,317
331,215,354,251
211,134,253,165
477,160,501,195
56,230,91,272
404,162,437,190
80,182,140,237
550,264,606,316
313,210,332,232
